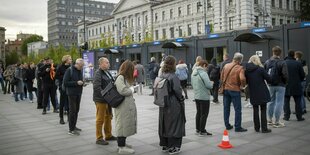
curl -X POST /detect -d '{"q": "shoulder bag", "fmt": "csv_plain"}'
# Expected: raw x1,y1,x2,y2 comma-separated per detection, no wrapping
218,64,237,94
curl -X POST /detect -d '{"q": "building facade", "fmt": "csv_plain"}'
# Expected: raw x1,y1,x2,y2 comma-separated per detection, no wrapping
78,0,301,47
5,39,23,56
17,33,35,41
48,0,115,48
27,41,49,56
0,27,5,63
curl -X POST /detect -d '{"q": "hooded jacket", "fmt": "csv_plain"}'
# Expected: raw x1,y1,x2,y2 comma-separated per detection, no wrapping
191,66,213,100
245,63,271,105
176,63,188,80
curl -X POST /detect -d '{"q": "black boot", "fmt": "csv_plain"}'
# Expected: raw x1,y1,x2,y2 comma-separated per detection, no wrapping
60,118,65,124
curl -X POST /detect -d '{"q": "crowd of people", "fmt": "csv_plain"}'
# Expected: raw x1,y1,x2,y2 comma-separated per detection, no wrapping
0,45,308,155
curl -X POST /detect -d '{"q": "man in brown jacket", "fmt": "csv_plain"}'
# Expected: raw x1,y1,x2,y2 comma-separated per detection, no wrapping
221,52,247,132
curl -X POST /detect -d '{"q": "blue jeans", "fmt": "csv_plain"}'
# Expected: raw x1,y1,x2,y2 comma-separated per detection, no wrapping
301,81,306,111
223,90,242,129
14,93,24,101
268,86,286,123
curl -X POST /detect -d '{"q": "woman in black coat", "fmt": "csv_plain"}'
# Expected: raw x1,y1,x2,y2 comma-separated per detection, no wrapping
245,55,272,133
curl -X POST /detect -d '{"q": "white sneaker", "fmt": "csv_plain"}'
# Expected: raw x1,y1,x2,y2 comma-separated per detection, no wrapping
118,147,135,154
267,120,274,125
273,122,285,128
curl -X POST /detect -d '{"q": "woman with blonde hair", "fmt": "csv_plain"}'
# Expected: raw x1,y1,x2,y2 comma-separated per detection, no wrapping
55,55,72,124
115,60,137,154
245,55,272,133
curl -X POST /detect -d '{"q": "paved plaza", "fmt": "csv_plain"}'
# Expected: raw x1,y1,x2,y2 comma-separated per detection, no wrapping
0,85,310,155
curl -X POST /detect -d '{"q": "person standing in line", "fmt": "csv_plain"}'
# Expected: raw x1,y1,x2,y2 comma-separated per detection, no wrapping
22,63,28,99
134,60,145,95
25,62,36,103
36,60,44,109
176,59,189,99
295,51,308,114
39,58,57,114
55,55,72,125
245,55,272,133
192,56,202,71
114,60,137,154
207,58,221,104
220,53,231,71
221,52,247,132
0,63,5,94
63,58,85,136
191,59,213,136
93,57,117,145
3,65,14,94
283,50,305,121
264,46,289,128
148,57,159,96
158,56,186,154
14,63,24,102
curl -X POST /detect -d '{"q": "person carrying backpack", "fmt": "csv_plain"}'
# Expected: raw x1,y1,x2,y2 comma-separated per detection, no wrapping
207,58,220,104
176,59,188,99
156,56,185,154
148,57,159,95
264,46,288,128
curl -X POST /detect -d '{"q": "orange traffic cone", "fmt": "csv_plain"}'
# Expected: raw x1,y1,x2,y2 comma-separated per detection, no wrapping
218,130,233,149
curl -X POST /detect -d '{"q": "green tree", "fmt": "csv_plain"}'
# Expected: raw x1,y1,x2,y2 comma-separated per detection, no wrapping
123,30,133,45
21,35,44,56
5,51,19,65
300,0,310,20
99,34,109,48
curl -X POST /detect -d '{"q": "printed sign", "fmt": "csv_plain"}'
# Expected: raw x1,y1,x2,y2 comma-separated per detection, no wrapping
82,52,95,80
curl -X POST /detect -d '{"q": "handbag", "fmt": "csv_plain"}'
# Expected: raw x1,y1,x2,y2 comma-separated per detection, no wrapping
218,64,237,94
100,76,125,108
10,77,18,85
133,69,138,78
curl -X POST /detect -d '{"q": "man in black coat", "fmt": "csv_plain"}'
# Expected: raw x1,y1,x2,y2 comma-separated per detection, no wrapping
36,60,44,109
39,58,57,114
283,50,305,121
25,63,36,103
148,57,159,95
63,58,85,136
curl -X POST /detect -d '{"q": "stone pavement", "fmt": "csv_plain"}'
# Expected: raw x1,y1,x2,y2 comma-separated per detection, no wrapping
0,85,310,155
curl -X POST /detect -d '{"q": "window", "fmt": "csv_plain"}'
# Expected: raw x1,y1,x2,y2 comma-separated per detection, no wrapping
272,0,275,7
89,30,91,36
132,34,134,42
187,4,192,15
138,17,141,26
170,27,174,38
272,18,276,26
178,26,183,37
280,19,283,24
287,20,290,24
155,13,158,22
145,15,148,24
96,28,98,35
92,29,94,36
100,27,102,34
293,1,297,10
170,9,173,19
155,30,159,40
279,0,282,8
188,24,192,36
197,2,202,12
138,33,141,42
229,0,233,6
287,0,290,10
197,22,202,34
162,29,166,39
178,7,182,17
254,0,258,4
162,11,165,21
229,17,234,30
254,16,259,27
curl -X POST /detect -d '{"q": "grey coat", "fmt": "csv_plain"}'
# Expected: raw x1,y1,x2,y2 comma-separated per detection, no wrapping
14,67,23,93
114,75,137,137
159,73,186,138
135,64,145,83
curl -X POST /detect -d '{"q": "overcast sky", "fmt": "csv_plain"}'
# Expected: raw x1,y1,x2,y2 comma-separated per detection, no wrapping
0,0,120,41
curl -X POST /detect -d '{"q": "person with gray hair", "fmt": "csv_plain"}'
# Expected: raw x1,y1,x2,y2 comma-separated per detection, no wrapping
63,58,85,136
220,52,247,132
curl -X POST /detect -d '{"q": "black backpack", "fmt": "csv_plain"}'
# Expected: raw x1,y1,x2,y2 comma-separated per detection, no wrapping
266,60,281,85
209,65,220,81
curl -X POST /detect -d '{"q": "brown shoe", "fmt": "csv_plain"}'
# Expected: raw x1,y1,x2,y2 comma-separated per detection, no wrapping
96,139,109,145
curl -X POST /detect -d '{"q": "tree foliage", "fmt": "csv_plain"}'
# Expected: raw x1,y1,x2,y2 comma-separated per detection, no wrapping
5,51,19,65
300,0,310,20
21,35,44,55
